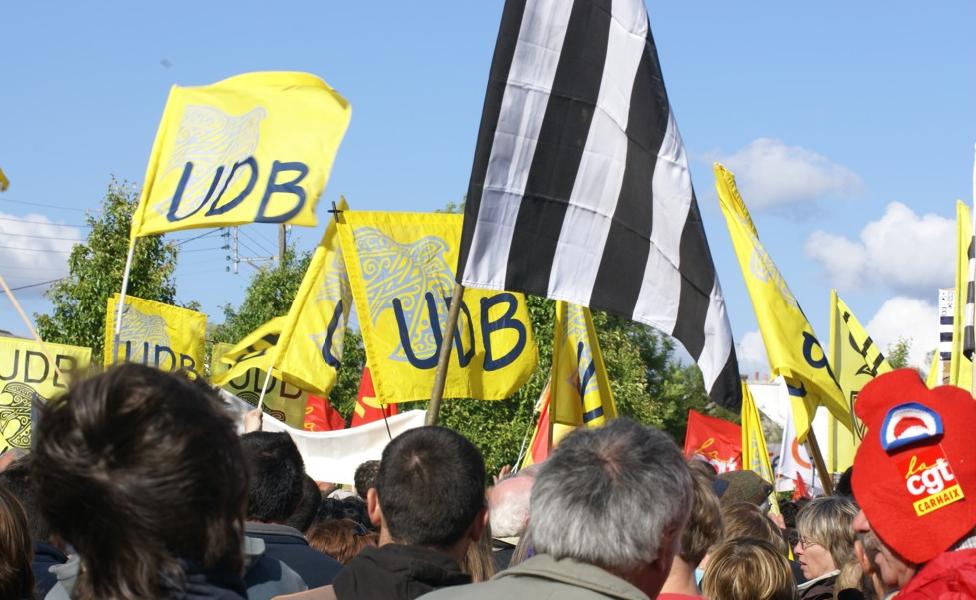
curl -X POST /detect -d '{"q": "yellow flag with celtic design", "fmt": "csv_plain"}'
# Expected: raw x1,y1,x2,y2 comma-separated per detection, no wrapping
130,72,350,239
338,211,538,402
0,337,91,453
715,163,848,441
104,294,206,374
211,317,284,386
211,342,308,428
551,301,616,427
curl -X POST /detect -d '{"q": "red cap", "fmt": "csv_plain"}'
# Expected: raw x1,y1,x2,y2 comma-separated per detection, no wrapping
853,369,976,564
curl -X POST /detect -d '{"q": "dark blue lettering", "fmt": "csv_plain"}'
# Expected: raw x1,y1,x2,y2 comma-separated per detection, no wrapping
154,345,177,371
256,161,309,223
393,294,440,369
166,162,223,222
205,156,258,216
481,293,527,371
24,351,49,384
320,300,344,368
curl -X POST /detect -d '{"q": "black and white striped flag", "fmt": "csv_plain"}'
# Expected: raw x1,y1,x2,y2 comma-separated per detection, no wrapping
965,146,976,360
456,0,741,410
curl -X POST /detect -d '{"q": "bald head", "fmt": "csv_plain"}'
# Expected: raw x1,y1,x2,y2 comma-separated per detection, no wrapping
489,474,534,538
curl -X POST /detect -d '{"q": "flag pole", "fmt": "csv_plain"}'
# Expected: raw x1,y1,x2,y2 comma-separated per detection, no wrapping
969,143,976,395
0,273,68,383
427,282,464,425
112,238,137,364
805,428,834,495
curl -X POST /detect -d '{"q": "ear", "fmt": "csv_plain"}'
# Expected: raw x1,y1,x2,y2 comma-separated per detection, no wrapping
367,487,383,529
653,524,682,575
468,506,489,544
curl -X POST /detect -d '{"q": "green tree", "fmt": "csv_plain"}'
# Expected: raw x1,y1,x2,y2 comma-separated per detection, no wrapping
36,179,178,357
886,337,912,369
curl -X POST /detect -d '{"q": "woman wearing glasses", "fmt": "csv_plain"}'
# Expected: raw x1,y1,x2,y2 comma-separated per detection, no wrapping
793,497,859,600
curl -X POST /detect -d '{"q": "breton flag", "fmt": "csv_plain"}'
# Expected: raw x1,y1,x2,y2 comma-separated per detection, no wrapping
456,0,740,410
952,201,973,390
964,146,976,361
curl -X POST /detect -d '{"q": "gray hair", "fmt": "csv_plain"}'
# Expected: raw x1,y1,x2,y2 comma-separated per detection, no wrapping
526,419,692,572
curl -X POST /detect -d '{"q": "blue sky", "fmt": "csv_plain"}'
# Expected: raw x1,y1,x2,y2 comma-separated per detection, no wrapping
1,2,974,374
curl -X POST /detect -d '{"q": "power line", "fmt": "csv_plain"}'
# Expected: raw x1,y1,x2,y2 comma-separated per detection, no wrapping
0,244,72,254
239,229,273,256
7,277,65,292
0,231,84,242
1,198,90,212
175,228,222,246
179,246,226,254
0,215,89,228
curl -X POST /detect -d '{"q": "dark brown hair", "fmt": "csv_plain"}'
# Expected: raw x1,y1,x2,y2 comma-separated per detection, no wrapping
0,485,33,599
306,519,376,564
32,364,248,599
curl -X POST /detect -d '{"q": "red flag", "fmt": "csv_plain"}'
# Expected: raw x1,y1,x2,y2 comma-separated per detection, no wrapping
524,384,553,466
351,367,398,427
793,474,811,500
683,409,742,473
304,395,346,431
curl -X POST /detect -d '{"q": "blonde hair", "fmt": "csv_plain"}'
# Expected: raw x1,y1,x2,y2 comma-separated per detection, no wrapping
703,537,797,600
718,502,788,556
796,496,857,571
461,522,495,582
680,462,724,566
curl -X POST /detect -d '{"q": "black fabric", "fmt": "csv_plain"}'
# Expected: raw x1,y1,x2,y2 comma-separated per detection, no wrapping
246,522,341,588
333,544,471,600
32,541,67,598
174,563,248,600
798,574,835,600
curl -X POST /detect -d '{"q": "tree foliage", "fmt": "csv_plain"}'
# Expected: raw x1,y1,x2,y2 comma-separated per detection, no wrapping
36,179,178,357
886,337,912,369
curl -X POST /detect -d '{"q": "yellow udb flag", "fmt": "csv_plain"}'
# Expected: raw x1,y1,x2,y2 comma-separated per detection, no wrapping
211,317,284,386
130,72,351,239
104,294,206,373
551,301,617,427
741,381,779,514
715,164,848,441
338,212,538,403
211,342,309,428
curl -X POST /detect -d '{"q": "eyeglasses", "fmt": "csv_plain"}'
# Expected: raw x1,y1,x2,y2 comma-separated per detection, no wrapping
797,536,822,550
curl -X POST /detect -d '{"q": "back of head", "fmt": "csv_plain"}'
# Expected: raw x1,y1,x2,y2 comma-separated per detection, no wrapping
32,364,247,598
717,470,774,508
241,431,305,523
488,474,534,539
719,502,788,557
527,418,692,574
702,537,797,600
306,519,376,565
285,475,323,533
679,463,724,566
0,485,34,599
0,456,52,543
354,460,380,499
376,426,485,548
796,496,858,569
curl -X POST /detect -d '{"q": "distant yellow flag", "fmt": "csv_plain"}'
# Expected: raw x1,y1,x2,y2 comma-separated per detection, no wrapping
521,381,575,469
926,351,941,388
338,212,538,402
130,72,351,239
211,317,285,386
0,337,91,453
741,382,779,513
952,200,973,391
104,294,206,373
211,342,308,428
715,164,848,441
0,167,8,191
826,290,891,471
551,301,616,427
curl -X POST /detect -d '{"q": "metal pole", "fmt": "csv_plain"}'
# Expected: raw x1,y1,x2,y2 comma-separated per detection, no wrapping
112,239,137,365
426,283,465,425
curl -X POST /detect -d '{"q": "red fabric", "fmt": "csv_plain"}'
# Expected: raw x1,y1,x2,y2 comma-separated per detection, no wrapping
683,409,741,473
350,367,398,427
852,369,976,564
793,474,810,500
656,594,705,600
896,548,976,599
527,386,552,464
304,395,347,431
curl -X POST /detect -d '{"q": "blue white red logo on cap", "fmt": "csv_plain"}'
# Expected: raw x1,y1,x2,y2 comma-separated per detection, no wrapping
881,402,944,453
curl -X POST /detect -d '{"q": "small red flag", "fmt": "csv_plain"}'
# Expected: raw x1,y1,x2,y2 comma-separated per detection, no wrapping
351,367,398,427
683,409,742,473
793,474,811,500
304,395,346,431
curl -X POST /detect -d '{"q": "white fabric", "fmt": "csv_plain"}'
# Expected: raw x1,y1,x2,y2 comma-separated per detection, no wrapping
698,280,735,393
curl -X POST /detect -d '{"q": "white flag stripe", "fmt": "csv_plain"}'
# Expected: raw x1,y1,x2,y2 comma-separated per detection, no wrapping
699,279,736,393
649,111,694,268
632,246,681,332
463,0,572,288
546,0,648,301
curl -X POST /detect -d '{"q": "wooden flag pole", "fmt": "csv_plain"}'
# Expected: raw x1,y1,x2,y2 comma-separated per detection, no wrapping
427,282,465,425
0,272,69,384
805,428,834,495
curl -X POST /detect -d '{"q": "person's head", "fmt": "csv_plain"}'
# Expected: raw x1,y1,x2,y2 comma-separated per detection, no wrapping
526,419,692,598
461,521,495,583
241,431,305,523
285,475,323,533
0,456,53,544
32,364,247,598
719,502,788,557
677,462,724,568
702,537,797,600
369,426,487,557
0,484,34,599
852,369,976,569
793,495,858,580
488,473,534,539
306,518,376,565
716,470,774,508
354,460,380,500
852,509,918,590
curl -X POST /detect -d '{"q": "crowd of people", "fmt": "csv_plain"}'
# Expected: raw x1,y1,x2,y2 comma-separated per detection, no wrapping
0,363,974,599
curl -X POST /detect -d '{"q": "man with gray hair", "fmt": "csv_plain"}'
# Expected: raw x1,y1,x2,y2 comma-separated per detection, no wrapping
487,467,535,571
422,418,692,600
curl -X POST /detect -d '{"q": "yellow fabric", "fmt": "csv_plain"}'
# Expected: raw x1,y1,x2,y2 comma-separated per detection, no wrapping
926,352,941,388
741,382,780,515
0,337,91,453
826,290,891,471
130,72,351,239
338,211,538,403
0,167,9,191
952,201,973,391
715,164,847,441
104,294,206,373
211,316,285,386
551,301,617,427
521,380,575,468
211,342,307,428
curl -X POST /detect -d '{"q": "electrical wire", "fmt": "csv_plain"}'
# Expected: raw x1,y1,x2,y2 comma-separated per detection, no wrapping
1,198,89,212
0,215,89,228
0,244,72,253
0,230,84,242
179,246,226,253
7,277,65,292
239,229,274,256
175,228,222,246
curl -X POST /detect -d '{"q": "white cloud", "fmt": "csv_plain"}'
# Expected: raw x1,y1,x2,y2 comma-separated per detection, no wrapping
0,212,82,297
737,329,770,379
710,138,864,208
806,202,954,296
866,296,938,368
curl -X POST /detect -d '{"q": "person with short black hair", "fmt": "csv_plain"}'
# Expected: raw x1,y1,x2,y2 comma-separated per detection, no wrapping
353,460,380,500
286,475,324,534
278,426,487,600
242,432,342,589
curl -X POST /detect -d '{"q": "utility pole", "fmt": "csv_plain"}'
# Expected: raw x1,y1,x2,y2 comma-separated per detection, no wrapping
278,224,287,267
